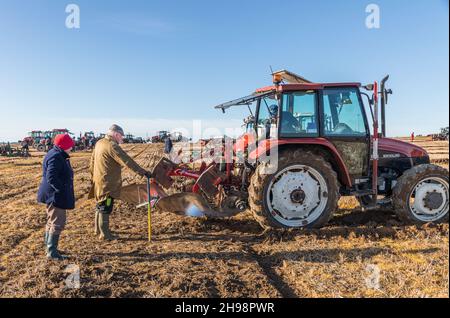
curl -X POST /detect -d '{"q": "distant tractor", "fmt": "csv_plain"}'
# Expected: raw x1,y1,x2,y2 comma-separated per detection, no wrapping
75,131,96,151
84,131,95,140
124,134,136,144
31,129,74,152
0,142,30,158
170,132,183,142
432,127,449,141
51,129,73,138
152,131,170,143
22,131,44,148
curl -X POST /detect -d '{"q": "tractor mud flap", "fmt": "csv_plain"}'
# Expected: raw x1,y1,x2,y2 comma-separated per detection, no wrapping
155,193,242,218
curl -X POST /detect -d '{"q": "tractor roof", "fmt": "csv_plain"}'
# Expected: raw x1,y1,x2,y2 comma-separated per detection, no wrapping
255,82,361,93
263,70,361,92
214,70,361,112
215,83,362,112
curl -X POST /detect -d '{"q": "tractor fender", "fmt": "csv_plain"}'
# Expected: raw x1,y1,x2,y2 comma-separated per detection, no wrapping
248,138,352,187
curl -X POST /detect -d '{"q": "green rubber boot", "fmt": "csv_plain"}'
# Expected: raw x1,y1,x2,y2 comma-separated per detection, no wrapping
94,211,100,236
46,234,68,261
98,213,118,241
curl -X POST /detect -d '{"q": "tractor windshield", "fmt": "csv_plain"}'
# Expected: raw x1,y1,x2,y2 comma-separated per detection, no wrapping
280,91,318,137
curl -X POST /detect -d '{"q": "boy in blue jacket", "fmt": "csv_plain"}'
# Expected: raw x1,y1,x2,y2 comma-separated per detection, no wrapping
37,134,75,260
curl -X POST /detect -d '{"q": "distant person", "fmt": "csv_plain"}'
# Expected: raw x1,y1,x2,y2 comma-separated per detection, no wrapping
411,132,415,142
37,134,75,261
5,142,12,155
88,138,94,150
164,137,173,155
88,124,152,241
21,140,30,157
45,137,53,152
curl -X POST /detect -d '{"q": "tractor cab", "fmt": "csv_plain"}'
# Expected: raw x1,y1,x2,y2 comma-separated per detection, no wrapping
151,131,170,143
84,131,95,139
30,131,44,139
215,72,372,184
215,71,434,200
51,129,73,140
159,131,169,139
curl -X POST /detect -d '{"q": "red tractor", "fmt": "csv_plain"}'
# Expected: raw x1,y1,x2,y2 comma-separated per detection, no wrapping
149,71,448,229
152,131,170,143
22,130,44,148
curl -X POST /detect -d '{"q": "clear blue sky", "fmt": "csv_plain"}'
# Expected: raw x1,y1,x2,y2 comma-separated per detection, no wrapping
0,0,448,141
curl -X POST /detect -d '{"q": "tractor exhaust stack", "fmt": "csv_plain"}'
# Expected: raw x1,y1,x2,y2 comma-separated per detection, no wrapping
372,81,379,203
380,75,392,137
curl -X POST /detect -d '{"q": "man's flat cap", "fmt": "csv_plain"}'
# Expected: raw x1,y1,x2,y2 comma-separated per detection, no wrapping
109,124,125,136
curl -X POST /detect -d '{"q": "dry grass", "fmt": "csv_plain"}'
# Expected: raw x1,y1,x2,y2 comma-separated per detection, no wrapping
0,140,448,298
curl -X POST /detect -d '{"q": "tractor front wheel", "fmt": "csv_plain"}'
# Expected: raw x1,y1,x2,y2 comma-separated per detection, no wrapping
249,150,340,229
392,164,449,224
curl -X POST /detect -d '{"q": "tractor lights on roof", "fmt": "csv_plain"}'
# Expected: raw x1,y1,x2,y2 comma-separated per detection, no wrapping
273,73,283,85
364,84,374,91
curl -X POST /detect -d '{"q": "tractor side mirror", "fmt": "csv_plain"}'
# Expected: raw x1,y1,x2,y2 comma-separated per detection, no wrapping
384,89,393,104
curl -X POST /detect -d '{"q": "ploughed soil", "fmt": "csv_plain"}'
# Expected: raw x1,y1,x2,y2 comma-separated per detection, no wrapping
0,139,448,298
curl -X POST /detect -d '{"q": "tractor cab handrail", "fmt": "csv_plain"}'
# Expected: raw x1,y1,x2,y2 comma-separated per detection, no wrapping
214,91,275,113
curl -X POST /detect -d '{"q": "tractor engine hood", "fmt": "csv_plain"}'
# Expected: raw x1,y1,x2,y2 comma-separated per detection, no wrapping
378,137,428,158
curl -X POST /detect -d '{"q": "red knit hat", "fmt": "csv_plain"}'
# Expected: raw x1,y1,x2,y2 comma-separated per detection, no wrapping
54,134,75,151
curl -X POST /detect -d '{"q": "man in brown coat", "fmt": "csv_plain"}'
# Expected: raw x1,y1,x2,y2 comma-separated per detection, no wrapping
89,124,151,240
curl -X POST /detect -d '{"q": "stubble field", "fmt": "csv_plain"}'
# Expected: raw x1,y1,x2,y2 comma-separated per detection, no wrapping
0,139,448,298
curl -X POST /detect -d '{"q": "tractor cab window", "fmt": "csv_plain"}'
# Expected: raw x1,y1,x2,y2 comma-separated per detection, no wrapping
256,95,278,140
280,91,318,137
322,88,367,136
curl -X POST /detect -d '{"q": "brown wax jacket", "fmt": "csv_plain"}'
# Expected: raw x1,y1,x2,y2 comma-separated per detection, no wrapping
88,136,146,202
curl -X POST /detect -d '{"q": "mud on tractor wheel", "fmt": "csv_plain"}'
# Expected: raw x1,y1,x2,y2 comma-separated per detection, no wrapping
249,150,340,229
392,164,449,224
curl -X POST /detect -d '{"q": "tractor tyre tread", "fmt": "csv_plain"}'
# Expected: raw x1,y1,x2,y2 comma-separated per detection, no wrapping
392,164,449,224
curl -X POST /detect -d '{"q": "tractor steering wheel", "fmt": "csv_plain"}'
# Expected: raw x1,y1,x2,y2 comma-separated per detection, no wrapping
281,111,301,132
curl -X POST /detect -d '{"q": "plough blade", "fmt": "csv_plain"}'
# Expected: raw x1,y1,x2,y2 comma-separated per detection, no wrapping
120,184,240,218
119,182,167,207
155,193,243,219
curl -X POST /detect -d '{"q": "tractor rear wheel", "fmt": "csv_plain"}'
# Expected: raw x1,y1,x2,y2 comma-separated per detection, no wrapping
36,144,46,152
392,164,449,224
248,150,340,229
